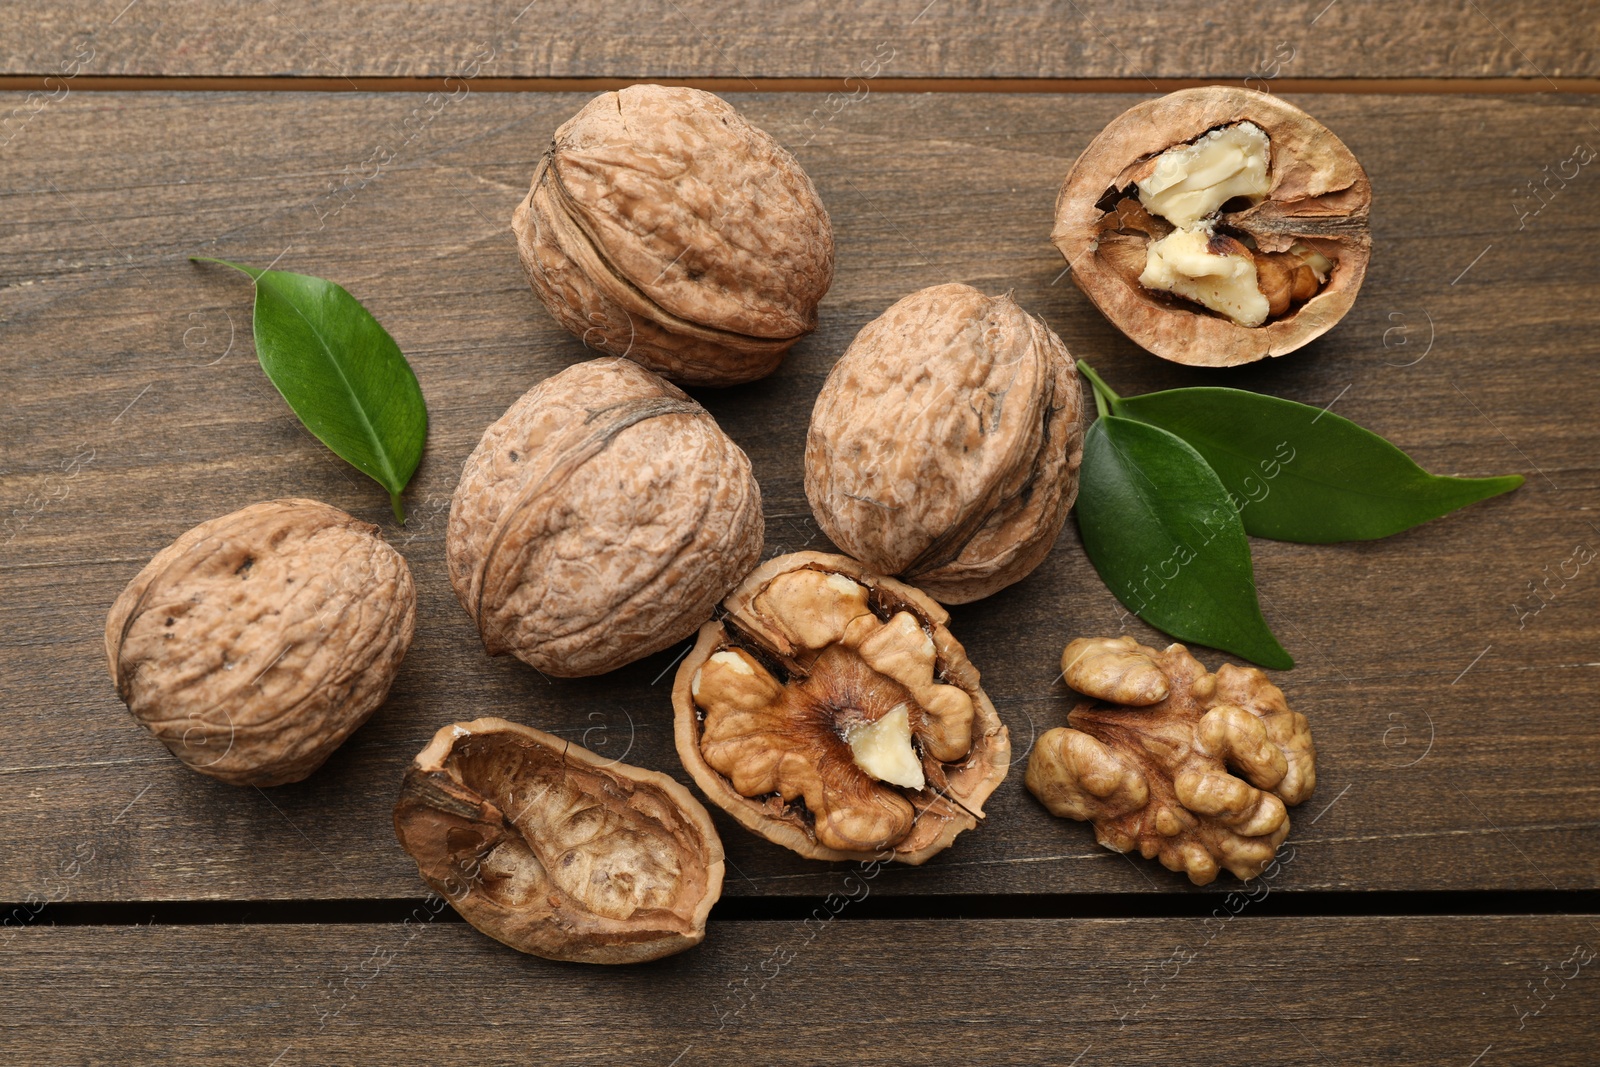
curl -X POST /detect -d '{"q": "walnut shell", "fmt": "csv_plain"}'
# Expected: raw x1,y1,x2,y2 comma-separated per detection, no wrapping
804,284,1085,604
1051,87,1371,367
513,84,835,387
105,498,416,787
1025,636,1316,885
447,357,763,678
394,718,724,964
673,551,1009,864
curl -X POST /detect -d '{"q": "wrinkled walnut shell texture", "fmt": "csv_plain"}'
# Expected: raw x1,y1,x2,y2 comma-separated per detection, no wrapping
1026,636,1315,885
514,84,835,386
674,552,1010,864
394,718,724,964
805,284,1085,604
1051,87,1371,367
447,357,763,678
105,498,415,787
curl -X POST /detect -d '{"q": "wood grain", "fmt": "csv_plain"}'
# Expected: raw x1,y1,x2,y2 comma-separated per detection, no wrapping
1,90,1597,902
6,0,1598,81
3,918,1598,1062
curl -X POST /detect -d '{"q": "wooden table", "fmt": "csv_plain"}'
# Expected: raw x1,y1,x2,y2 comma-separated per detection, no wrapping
3,2,1597,1062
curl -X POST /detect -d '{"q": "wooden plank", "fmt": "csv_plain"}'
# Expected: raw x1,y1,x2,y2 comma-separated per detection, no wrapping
6,0,1599,81
1,90,1597,902
3,918,1597,1062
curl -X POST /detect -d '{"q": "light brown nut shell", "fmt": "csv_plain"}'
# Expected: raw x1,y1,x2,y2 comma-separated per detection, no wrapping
1051,87,1371,367
394,717,724,964
673,551,1010,864
513,84,835,386
446,357,763,678
104,498,416,787
1025,636,1316,885
805,284,1085,604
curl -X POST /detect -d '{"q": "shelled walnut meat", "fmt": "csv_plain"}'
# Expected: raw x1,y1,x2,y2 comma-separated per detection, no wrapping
1052,87,1371,366
514,84,835,386
674,552,1010,863
105,498,416,787
394,718,724,964
805,284,1085,604
1026,636,1315,885
447,357,763,677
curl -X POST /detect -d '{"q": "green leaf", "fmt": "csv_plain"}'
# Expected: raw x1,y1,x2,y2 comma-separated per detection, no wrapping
1076,415,1293,670
192,258,427,522
1113,387,1523,543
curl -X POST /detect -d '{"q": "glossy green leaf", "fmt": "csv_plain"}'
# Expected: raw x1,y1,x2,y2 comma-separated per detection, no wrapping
1076,415,1293,670
192,258,427,522
1113,387,1522,544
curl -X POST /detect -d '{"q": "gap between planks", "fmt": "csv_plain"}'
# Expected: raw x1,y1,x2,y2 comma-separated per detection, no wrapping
12,891,1600,927
2,75,1598,94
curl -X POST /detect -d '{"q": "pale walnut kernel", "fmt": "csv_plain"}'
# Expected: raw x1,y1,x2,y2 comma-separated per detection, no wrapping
1139,229,1271,328
1026,636,1316,885
1137,122,1271,228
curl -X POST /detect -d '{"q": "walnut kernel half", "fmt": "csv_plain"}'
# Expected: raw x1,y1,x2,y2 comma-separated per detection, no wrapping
1026,636,1316,884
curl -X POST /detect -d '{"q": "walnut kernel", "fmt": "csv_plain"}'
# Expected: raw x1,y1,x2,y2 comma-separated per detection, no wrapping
1026,636,1315,884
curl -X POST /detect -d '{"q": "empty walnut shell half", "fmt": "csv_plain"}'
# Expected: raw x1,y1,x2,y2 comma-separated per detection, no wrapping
1051,87,1371,367
1026,636,1315,885
394,718,724,964
673,551,1009,864
805,284,1085,604
447,357,764,677
105,498,416,787
513,84,835,386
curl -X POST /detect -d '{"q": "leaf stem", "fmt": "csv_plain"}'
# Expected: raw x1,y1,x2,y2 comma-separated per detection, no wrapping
1077,359,1122,419
390,492,407,525
190,256,264,281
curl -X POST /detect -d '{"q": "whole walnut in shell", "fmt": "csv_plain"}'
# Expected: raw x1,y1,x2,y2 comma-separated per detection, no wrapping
105,498,415,787
805,284,1085,604
1052,87,1371,366
513,84,835,387
674,552,1010,864
447,357,763,678
394,718,724,964
1026,636,1315,884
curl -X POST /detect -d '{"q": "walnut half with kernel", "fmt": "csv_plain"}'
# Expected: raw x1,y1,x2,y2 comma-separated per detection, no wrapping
1025,636,1315,884
1052,87,1370,366
673,552,1010,864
